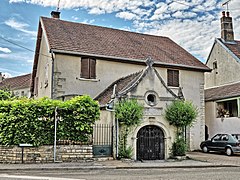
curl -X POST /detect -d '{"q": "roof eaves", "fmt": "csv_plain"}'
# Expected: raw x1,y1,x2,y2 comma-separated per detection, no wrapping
205,94,240,102
51,49,211,72
216,38,240,63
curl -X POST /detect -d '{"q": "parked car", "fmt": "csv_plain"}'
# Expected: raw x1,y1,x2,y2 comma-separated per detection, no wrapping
200,134,240,156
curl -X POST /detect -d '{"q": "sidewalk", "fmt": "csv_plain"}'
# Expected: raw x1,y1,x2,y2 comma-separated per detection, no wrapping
0,152,239,171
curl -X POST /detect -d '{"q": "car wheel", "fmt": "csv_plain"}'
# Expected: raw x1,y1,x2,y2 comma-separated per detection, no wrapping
225,147,233,156
202,145,208,153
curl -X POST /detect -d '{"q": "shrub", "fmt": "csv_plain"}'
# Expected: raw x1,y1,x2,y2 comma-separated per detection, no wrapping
171,137,187,156
0,95,100,146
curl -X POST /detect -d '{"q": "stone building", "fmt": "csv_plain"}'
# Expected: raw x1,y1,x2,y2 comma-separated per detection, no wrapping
205,11,240,138
30,11,210,160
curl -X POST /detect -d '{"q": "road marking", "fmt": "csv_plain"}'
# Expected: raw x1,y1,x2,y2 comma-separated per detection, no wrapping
0,174,85,180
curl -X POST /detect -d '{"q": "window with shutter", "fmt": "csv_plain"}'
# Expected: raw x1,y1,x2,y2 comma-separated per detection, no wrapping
167,69,179,87
81,57,96,79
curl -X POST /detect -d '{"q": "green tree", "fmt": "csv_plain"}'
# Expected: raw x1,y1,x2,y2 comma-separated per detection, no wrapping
115,99,143,158
164,100,198,156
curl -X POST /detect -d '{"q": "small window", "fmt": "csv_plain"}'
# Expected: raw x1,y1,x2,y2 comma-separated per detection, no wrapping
145,91,158,106
147,94,156,106
167,69,179,87
34,77,39,96
213,61,217,69
44,63,49,87
81,57,96,79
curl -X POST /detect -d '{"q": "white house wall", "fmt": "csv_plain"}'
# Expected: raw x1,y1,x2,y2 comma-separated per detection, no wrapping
53,54,143,99
205,41,240,88
205,101,240,138
35,32,52,98
102,67,206,159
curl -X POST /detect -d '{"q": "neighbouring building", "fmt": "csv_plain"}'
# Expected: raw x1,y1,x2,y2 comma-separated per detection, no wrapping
0,73,31,98
31,11,210,160
205,11,240,138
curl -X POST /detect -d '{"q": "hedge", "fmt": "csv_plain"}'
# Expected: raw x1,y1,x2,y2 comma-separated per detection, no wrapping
0,95,100,146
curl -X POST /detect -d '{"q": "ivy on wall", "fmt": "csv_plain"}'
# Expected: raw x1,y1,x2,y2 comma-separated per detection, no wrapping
0,95,100,146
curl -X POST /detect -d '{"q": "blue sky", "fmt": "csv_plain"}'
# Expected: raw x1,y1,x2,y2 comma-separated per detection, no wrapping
0,0,239,77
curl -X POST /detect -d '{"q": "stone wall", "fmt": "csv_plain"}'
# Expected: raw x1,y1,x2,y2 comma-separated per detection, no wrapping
0,145,93,164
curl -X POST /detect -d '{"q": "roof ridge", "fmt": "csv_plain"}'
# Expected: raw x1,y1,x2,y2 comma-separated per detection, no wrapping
40,16,170,40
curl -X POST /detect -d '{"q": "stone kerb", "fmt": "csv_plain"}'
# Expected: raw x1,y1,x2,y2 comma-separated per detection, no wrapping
0,145,93,164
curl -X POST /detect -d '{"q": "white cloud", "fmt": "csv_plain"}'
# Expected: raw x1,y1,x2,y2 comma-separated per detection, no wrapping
88,8,105,15
172,11,197,19
116,12,137,20
7,0,240,64
0,47,11,53
168,2,189,12
4,18,36,36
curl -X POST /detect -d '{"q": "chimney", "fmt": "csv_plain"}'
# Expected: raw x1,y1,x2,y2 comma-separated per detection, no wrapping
221,11,234,41
51,11,61,19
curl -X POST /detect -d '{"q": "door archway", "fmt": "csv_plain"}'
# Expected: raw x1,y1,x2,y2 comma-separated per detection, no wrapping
137,125,165,160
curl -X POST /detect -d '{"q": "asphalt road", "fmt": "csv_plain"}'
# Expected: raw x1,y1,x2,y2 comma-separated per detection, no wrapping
1,167,240,180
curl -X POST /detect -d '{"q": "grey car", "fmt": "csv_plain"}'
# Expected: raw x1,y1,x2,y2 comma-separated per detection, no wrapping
200,134,240,156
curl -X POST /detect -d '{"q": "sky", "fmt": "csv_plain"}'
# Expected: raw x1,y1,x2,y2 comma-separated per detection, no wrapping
0,0,240,77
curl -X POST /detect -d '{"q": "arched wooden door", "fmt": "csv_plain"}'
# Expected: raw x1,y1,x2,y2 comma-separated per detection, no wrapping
137,125,165,160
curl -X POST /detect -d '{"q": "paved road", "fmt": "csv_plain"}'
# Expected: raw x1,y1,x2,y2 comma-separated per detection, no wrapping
188,151,240,165
1,167,240,180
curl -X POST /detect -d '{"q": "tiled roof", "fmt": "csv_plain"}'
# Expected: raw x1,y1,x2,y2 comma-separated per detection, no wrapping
205,82,240,101
40,17,209,71
95,71,142,105
0,73,31,90
221,39,240,60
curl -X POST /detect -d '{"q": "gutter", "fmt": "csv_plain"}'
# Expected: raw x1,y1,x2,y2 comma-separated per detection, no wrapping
51,49,211,72
50,50,55,99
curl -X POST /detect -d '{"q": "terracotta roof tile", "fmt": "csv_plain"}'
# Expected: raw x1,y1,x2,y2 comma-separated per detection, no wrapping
41,17,209,71
205,82,240,101
222,40,240,60
0,73,31,90
95,71,142,105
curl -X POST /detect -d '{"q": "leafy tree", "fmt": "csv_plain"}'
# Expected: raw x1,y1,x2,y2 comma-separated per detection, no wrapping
164,100,198,156
115,99,143,159
165,100,198,135
115,99,143,126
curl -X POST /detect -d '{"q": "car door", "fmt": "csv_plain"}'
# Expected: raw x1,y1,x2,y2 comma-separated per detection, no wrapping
217,134,229,152
209,134,222,151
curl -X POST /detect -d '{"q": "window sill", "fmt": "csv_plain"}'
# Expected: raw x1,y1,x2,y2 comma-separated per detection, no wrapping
76,77,100,82
168,86,179,89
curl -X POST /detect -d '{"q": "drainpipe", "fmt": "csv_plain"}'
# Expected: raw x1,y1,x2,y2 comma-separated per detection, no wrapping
50,50,54,99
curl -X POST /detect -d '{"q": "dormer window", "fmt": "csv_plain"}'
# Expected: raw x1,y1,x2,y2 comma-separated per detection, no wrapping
81,57,96,79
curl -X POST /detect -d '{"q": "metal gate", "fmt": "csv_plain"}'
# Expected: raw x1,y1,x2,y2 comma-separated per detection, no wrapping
137,125,165,160
93,124,113,157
